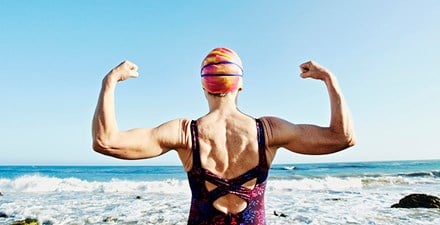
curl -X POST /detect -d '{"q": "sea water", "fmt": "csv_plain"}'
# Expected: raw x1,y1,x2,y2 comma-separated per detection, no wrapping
0,160,439,225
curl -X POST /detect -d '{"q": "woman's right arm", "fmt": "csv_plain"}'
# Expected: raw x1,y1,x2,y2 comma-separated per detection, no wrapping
262,61,356,155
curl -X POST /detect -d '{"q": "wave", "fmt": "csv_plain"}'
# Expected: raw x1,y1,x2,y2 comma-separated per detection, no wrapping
268,177,410,191
268,177,363,191
0,170,437,194
3,175,363,193
268,174,438,191
282,166,296,170
271,166,296,171
398,170,440,178
0,175,190,194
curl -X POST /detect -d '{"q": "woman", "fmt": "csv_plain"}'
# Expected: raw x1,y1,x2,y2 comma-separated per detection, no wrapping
92,47,356,224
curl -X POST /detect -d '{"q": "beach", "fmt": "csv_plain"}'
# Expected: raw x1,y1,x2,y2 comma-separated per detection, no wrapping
0,160,439,224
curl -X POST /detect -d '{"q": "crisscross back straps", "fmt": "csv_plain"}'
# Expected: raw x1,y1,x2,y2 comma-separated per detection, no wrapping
208,182,253,202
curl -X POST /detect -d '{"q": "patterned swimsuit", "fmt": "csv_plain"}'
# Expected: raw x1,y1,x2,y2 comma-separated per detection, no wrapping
187,119,269,225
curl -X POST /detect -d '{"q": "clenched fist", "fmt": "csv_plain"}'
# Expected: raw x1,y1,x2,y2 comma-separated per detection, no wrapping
299,61,333,81
106,60,139,82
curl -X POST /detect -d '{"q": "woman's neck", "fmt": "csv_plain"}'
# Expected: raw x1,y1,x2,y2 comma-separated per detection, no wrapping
206,91,239,114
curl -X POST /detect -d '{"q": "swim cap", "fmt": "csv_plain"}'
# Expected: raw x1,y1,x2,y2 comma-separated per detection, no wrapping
201,47,243,94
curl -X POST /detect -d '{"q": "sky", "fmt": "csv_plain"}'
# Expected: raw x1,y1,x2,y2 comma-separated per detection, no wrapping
0,0,439,165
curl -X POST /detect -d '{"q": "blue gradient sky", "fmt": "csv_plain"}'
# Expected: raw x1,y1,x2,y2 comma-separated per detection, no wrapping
1,1,439,165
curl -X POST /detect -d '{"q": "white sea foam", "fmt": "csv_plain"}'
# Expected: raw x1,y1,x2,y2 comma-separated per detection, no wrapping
268,175,434,192
0,174,435,194
0,175,190,194
282,166,296,170
268,177,363,191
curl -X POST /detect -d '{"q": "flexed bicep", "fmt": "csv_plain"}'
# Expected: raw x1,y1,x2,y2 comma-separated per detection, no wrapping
93,119,190,160
262,117,351,155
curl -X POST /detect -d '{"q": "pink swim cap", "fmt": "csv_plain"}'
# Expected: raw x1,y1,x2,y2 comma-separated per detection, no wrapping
200,47,243,94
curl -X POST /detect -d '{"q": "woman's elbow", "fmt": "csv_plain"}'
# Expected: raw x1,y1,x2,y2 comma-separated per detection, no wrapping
348,134,357,147
92,137,112,155
340,132,356,149
92,138,137,160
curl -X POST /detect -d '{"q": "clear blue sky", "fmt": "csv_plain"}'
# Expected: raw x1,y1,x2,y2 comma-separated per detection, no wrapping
1,1,439,165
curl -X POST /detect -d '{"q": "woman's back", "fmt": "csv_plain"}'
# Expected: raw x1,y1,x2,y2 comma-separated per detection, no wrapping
186,111,269,224
196,112,262,179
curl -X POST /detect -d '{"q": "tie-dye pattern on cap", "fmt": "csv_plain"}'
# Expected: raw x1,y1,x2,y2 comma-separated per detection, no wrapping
200,47,243,94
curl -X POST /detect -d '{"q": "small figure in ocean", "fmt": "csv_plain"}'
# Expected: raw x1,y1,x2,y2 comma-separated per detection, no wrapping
92,47,356,224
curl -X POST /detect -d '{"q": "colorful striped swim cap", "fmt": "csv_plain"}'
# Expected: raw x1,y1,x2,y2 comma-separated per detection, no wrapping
201,47,243,94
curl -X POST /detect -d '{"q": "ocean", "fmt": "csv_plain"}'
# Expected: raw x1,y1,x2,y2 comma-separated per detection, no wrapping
0,160,439,225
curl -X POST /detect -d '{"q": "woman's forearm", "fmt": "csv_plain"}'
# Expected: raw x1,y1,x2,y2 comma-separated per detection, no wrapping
324,74,356,146
92,76,119,150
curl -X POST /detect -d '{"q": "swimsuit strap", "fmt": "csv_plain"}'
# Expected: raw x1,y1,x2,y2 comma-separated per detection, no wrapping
256,118,268,168
190,120,202,168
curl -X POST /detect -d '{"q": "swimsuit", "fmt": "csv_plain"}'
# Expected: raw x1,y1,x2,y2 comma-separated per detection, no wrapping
187,119,269,225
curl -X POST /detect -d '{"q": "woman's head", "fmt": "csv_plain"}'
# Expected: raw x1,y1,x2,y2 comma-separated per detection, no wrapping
201,47,243,94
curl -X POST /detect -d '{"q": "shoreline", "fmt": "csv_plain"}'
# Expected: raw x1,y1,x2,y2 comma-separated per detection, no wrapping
1,158,439,167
